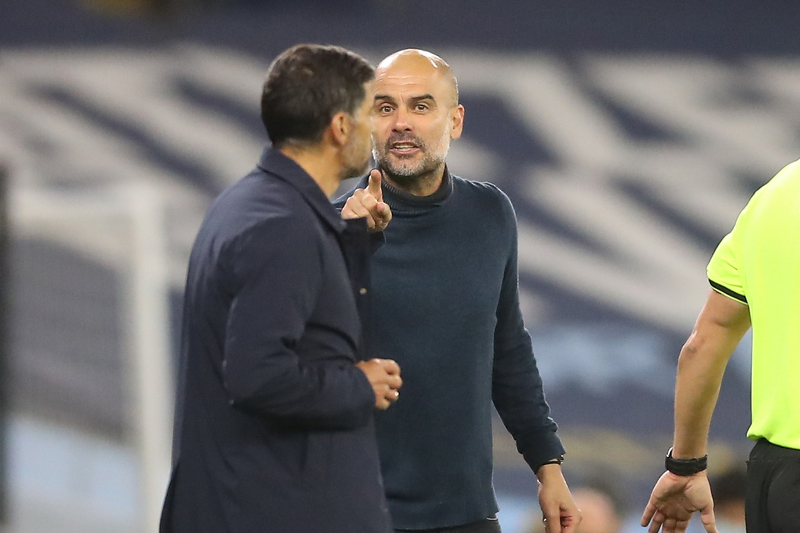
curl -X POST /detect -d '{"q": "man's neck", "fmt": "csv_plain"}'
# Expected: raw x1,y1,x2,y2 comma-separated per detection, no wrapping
279,144,340,197
383,165,445,197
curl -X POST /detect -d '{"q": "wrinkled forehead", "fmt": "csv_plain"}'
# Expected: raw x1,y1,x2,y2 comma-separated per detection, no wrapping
375,60,454,103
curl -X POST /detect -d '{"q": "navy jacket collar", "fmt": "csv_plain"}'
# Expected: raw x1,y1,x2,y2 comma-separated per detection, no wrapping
257,146,346,234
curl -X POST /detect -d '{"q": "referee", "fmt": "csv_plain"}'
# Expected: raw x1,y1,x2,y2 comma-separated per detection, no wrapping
641,159,800,533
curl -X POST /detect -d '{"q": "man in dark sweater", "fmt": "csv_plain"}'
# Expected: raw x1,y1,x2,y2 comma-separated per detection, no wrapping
337,50,580,533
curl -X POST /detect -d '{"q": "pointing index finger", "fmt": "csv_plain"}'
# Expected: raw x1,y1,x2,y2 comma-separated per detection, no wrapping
367,169,383,202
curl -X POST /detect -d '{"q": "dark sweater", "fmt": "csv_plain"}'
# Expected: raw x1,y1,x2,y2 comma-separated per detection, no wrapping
336,169,564,530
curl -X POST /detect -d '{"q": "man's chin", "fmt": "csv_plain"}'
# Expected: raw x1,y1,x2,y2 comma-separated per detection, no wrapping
386,167,425,180
378,159,423,179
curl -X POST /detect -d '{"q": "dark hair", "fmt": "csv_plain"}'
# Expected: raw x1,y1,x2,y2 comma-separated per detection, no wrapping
260,44,374,148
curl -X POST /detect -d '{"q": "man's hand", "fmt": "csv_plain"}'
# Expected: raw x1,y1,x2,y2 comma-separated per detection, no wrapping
641,471,718,533
537,464,581,533
341,169,392,232
356,358,402,410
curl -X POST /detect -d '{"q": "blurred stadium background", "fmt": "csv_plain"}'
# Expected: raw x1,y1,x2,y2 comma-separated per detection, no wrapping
2,0,800,531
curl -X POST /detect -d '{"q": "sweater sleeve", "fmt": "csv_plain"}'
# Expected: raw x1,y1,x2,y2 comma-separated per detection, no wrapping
491,194,565,472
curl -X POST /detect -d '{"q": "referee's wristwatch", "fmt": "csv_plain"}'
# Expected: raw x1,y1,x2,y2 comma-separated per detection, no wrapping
664,447,707,476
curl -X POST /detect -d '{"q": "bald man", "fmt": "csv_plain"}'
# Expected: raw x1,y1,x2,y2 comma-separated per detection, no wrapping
336,50,580,533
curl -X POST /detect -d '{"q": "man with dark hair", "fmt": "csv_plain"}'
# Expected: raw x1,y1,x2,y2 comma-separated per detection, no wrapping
160,44,401,533
260,44,376,149
337,49,579,533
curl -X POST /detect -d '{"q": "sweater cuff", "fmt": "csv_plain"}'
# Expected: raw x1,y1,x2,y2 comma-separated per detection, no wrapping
519,429,566,473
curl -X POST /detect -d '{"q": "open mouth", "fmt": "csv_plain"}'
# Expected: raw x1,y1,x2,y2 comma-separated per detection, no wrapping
389,141,420,155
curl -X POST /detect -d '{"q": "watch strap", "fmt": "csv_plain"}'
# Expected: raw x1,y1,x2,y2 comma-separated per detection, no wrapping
665,447,708,476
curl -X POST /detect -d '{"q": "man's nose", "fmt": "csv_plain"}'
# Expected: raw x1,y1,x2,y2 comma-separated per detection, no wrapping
392,107,412,131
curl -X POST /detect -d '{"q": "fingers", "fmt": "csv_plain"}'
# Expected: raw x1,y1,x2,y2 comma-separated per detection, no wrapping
559,508,582,533
340,173,392,232
647,515,662,533
538,501,561,533
354,188,379,212
374,201,392,231
367,169,383,201
375,358,400,375
375,385,400,410
375,396,391,410
359,359,402,410
340,197,369,222
540,506,579,533
699,508,719,533
646,511,686,533
342,190,392,231
385,387,400,403
541,514,558,533
641,501,656,527
646,509,666,533
342,193,376,227
376,359,402,392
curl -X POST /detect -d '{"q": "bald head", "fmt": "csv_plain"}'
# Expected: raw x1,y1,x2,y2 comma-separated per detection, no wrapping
376,49,459,107
371,48,465,195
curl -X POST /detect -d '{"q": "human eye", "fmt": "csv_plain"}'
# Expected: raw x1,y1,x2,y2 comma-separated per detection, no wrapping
376,103,393,114
414,102,430,112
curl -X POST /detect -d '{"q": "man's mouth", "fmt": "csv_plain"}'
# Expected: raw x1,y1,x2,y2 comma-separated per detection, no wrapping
389,142,420,155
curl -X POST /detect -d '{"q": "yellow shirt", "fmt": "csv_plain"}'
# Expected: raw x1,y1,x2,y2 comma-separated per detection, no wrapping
707,159,800,450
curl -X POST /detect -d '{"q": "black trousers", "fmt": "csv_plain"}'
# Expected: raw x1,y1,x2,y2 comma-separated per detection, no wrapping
746,439,800,533
395,517,501,533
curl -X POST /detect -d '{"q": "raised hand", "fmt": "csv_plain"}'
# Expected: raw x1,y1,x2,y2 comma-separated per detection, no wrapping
341,169,392,232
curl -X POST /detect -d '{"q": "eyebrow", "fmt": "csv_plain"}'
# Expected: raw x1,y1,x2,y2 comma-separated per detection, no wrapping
374,94,437,104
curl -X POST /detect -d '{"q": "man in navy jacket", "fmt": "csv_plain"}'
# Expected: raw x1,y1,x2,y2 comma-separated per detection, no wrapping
160,44,402,533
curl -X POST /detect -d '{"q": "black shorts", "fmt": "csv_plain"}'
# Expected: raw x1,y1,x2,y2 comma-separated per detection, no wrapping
395,517,501,533
746,438,800,533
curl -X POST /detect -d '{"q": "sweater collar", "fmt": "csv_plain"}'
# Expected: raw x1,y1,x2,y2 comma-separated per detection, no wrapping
381,167,453,213
257,146,347,234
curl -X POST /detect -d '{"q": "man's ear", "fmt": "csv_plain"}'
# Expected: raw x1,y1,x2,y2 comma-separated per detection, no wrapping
450,104,465,140
328,111,350,147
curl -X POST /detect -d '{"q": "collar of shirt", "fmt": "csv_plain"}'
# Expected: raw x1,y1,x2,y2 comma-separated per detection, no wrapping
257,146,347,234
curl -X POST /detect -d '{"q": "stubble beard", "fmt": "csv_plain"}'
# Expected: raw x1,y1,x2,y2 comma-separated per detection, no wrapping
340,136,372,181
373,136,449,189
340,156,370,182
